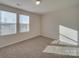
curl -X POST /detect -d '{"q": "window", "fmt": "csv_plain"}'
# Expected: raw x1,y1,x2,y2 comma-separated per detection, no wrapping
19,14,29,32
0,10,30,36
0,11,17,36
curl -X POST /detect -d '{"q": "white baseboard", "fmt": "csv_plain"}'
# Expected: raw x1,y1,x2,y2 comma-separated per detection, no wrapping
0,34,40,49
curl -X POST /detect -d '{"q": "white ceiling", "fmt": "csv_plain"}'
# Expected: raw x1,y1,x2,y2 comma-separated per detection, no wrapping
0,0,79,14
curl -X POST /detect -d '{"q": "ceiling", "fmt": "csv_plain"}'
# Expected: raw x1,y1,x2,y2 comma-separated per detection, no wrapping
0,0,79,14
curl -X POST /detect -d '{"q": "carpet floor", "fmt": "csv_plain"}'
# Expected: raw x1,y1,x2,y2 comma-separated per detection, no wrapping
0,36,79,58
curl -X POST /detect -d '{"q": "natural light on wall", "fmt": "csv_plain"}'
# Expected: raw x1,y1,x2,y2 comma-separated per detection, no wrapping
59,25,78,45
43,25,79,56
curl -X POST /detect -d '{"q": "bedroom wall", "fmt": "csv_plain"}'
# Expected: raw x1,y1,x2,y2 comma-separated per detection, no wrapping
41,5,79,45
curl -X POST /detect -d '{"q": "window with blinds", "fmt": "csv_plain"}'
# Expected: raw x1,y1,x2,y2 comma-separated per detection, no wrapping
0,11,17,36
19,14,29,32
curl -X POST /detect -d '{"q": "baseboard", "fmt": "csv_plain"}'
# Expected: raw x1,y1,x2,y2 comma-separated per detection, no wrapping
41,35,79,46
0,35,40,49
40,34,57,40
1,34,78,49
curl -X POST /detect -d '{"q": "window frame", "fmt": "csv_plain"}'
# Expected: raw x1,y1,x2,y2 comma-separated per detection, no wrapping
0,10,30,36
0,10,17,36
19,14,30,33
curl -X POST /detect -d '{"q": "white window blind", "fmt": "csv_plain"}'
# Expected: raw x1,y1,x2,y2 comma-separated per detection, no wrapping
0,11,17,36
19,14,29,32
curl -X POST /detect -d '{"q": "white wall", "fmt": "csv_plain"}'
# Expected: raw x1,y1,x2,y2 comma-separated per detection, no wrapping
41,5,79,45
0,4,41,48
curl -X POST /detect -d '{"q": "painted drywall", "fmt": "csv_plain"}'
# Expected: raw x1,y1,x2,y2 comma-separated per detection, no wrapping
0,4,41,48
41,5,79,45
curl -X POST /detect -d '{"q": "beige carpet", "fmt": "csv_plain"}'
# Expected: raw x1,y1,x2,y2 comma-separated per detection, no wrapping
0,36,79,58
43,46,79,56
